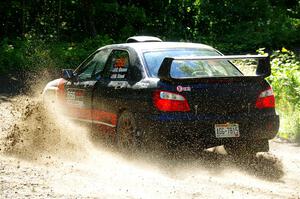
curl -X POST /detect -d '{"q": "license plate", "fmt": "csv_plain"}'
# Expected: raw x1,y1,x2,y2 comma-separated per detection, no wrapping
215,123,240,138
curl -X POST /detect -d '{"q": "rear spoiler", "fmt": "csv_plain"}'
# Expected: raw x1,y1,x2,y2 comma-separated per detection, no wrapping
157,55,271,82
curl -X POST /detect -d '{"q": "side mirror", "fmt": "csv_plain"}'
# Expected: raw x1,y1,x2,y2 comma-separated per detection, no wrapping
61,69,75,80
256,56,271,77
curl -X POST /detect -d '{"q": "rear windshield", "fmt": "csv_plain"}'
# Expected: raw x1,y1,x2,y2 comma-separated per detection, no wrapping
143,49,243,78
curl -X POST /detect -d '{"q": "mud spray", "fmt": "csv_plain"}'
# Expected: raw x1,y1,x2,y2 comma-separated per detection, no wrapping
1,78,299,198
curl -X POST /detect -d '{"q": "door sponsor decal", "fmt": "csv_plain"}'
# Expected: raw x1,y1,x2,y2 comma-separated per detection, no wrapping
176,85,191,92
110,73,126,79
114,58,127,68
111,68,128,73
110,56,128,79
108,81,128,89
66,89,84,107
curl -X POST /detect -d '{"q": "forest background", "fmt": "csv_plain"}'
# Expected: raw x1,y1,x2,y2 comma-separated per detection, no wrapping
0,0,299,141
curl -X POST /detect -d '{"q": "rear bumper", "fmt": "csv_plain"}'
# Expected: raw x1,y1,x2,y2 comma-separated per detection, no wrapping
137,113,279,147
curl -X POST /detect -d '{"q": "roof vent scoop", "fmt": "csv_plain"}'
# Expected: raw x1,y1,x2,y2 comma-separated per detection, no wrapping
126,36,162,43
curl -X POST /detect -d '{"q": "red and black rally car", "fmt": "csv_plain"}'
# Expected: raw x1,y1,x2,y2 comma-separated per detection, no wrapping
43,36,279,156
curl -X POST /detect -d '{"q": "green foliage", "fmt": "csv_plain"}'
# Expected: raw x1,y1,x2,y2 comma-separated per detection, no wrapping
279,106,300,142
1,0,299,52
268,48,300,109
49,35,114,69
0,38,26,74
198,0,300,52
0,35,114,75
266,48,300,141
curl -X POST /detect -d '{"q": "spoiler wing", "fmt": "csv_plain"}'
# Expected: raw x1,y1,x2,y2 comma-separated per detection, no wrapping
157,55,271,82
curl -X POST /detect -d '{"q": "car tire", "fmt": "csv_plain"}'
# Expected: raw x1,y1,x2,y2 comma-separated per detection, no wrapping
224,139,269,159
116,111,142,155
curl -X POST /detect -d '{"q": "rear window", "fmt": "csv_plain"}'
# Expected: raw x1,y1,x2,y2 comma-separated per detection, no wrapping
143,49,243,78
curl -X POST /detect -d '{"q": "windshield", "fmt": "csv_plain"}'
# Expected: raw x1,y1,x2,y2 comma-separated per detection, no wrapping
143,49,243,78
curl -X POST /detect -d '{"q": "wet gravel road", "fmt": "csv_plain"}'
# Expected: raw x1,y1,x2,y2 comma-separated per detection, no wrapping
0,95,300,199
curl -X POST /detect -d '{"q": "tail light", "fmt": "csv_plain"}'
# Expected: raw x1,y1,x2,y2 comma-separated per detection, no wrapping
255,87,275,109
153,90,190,112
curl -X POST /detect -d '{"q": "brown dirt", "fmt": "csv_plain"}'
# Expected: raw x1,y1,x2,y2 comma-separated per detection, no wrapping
0,95,300,199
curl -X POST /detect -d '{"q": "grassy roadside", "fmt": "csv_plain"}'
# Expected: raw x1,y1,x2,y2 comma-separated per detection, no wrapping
278,108,300,142
267,48,300,142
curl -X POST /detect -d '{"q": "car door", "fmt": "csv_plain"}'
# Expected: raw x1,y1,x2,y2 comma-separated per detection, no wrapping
92,49,133,129
64,49,111,121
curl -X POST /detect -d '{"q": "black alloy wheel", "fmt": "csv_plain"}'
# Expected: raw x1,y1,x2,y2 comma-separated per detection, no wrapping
116,111,140,154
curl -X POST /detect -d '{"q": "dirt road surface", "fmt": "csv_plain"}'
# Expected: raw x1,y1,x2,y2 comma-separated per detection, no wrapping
0,95,299,199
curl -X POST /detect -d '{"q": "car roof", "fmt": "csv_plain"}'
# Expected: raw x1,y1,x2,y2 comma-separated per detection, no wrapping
99,42,216,52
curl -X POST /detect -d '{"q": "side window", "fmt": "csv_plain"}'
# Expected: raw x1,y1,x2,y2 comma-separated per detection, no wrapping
93,49,111,78
77,49,110,81
77,61,96,81
104,50,129,80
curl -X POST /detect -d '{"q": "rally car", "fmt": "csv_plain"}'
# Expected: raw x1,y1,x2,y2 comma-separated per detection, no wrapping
43,36,279,156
